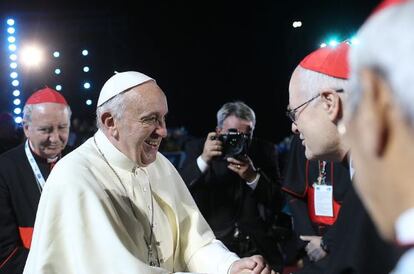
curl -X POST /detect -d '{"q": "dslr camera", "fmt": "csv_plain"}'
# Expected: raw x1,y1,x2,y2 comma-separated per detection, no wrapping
213,128,251,159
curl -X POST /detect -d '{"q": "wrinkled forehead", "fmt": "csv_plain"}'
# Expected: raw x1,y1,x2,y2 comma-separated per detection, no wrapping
31,103,70,117
127,82,168,114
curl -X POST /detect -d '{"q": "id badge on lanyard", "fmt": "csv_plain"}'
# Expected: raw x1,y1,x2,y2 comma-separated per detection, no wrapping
313,161,333,217
25,140,46,192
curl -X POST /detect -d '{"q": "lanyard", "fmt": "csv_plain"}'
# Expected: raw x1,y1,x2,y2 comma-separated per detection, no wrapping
24,140,46,192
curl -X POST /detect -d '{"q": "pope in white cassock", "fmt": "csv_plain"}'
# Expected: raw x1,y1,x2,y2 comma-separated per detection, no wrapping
23,71,275,274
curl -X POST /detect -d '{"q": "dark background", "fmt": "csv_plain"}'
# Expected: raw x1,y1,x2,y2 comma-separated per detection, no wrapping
0,0,379,144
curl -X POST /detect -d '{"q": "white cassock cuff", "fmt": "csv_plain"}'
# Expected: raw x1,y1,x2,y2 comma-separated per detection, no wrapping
184,239,239,274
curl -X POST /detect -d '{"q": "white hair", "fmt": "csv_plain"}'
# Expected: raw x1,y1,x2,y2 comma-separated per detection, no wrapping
295,66,348,103
349,0,414,125
96,91,128,129
216,101,256,128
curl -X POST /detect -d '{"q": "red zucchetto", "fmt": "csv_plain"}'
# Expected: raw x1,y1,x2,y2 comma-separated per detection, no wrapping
25,87,68,106
299,42,350,80
371,0,407,16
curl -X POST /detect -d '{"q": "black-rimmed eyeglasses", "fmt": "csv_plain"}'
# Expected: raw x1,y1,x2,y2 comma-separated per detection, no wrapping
286,89,343,124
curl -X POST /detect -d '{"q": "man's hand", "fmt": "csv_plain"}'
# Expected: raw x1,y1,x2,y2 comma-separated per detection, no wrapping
227,156,257,182
229,255,276,274
300,235,327,262
201,132,222,163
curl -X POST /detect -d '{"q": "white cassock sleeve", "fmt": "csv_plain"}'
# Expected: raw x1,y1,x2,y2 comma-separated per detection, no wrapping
185,239,239,274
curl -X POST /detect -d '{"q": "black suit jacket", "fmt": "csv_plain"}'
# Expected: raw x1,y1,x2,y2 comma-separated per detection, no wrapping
180,137,284,269
0,143,70,274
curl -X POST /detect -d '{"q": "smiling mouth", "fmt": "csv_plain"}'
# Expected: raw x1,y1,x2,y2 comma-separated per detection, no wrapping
145,140,159,147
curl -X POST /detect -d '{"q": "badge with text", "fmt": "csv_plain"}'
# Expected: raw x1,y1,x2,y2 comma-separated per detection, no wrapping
314,185,333,217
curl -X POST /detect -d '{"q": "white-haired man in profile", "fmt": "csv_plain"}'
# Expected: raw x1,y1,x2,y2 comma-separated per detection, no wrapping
345,0,414,272
24,71,275,274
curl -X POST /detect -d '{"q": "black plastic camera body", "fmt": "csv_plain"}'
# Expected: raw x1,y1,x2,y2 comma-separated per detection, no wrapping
214,128,251,159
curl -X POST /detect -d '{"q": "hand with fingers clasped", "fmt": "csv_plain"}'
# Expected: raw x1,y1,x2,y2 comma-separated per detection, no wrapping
300,235,327,262
201,132,223,164
227,155,258,182
230,255,278,274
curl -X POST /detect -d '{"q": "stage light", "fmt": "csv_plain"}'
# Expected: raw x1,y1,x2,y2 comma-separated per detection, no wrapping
53,51,60,58
8,36,15,43
20,45,44,67
10,62,17,69
7,19,15,26
13,98,21,105
8,44,16,51
320,43,327,48
13,90,20,96
10,72,18,79
83,82,91,89
12,80,19,87
9,53,17,61
7,27,15,34
14,117,22,123
328,39,339,47
83,66,89,72
86,99,92,106
55,68,61,75
56,85,62,91
82,49,88,56
292,21,302,28
14,108,21,115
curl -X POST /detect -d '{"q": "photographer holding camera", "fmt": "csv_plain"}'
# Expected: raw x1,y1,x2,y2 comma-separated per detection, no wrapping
180,101,286,273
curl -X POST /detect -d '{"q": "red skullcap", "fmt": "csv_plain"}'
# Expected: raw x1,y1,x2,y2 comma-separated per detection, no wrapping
299,42,350,79
25,87,68,106
371,0,408,16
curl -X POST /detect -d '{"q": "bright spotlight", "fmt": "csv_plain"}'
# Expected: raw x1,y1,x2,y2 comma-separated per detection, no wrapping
83,66,90,72
56,85,62,91
9,54,17,61
8,36,15,43
53,51,60,58
329,40,339,47
10,72,18,79
14,108,21,115
10,62,17,69
82,49,88,56
292,21,302,28
12,80,19,87
14,117,22,124
7,19,15,26
8,44,17,51
320,43,327,48
86,99,92,106
20,45,44,67
13,98,21,105
55,68,61,75
12,90,20,96
7,27,15,34
83,82,91,89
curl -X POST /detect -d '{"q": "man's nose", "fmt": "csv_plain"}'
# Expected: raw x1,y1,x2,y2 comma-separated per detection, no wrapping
48,130,60,142
156,124,168,138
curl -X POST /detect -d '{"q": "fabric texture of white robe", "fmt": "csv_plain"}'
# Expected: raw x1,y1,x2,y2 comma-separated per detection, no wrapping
24,130,239,274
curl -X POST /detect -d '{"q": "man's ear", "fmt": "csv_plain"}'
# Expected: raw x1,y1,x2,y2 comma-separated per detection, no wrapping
22,121,30,138
100,112,118,138
359,68,392,157
320,89,343,123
